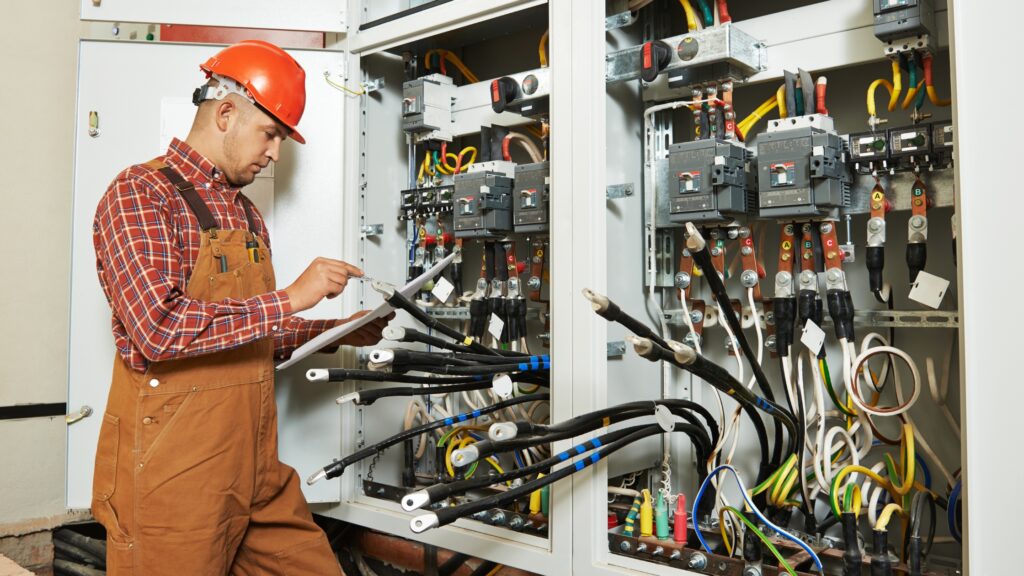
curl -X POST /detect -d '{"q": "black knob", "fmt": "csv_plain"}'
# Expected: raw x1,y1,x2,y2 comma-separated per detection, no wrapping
640,41,672,83
490,77,520,113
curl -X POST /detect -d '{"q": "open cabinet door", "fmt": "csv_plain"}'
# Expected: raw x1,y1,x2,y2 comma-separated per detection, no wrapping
68,40,349,509
80,0,348,34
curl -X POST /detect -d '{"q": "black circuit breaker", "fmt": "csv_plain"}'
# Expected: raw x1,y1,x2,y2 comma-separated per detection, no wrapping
667,139,753,224
931,120,954,168
757,126,851,218
873,0,936,42
453,171,514,238
513,161,549,233
399,184,455,221
848,131,890,174
888,124,932,171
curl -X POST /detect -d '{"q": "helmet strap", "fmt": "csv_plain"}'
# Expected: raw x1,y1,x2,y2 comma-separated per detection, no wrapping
192,74,256,107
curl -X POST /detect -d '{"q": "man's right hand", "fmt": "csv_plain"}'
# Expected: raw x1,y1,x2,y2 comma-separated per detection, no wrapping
284,257,364,313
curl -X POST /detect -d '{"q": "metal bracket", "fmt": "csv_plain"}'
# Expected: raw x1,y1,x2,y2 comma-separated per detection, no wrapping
606,183,634,200
65,406,93,425
360,77,385,94
607,341,626,358
605,11,638,30
361,224,384,237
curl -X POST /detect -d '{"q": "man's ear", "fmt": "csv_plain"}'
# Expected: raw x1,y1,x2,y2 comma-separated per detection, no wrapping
213,98,237,134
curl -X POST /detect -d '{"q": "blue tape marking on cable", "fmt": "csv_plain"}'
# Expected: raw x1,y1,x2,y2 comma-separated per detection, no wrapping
592,438,603,448
574,461,585,471
472,410,481,418
542,360,550,369
518,363,528,371
530,356,539,370
474,375,484,381
458,414,468,422
558,451,569,461
444,418,454,425
590,453,600,464
575,445,585,455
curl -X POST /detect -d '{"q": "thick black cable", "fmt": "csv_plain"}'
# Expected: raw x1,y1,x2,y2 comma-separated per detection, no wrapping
316,369,482,384
319,394,548,480
382,285,498,356
351,379,548,406
396,362,546,376
585,291,671,350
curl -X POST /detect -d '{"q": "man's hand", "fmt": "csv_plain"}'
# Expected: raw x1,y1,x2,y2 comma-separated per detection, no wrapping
284,257,363,313
337,310,395,347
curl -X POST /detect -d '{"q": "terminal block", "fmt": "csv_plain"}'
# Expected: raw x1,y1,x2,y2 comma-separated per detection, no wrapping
888,124,932,171
513,161,549,233
757,117,851,218
402,74,456,142
848,130,890,174
666,139,753,224
399,184,455,221
873,0,936,43
453,171,514,238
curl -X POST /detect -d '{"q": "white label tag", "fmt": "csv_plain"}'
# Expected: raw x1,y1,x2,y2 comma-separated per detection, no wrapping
801,319,826,356
909,271,950,309
654,404,675,432
488,313,505,341
431,276,455,304
492,374,514,399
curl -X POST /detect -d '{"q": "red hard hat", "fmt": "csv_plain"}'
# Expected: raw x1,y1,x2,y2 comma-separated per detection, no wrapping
200,40,307,144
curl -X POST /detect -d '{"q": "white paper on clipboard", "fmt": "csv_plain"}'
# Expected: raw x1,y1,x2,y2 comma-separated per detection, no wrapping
275,253,456,370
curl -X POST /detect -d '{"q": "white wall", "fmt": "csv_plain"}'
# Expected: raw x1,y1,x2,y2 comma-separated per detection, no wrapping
0,1,80,526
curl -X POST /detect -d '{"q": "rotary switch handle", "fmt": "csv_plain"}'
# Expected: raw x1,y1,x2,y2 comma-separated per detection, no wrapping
490,77,520,114
640,41,672,83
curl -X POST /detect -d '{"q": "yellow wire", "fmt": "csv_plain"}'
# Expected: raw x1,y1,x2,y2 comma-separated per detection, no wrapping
424,151,436,176
903,79,925,109
888,59,902,112
679,0,699,31
875,503,903,531
719,506,743,555
458,146,478,171
892,423,916,496
539,30,549,67
737,95,779,139
444,431,462,477
445,152,460,173
417,155,427,184
927,85,951,107
434,155,451,175
867,78,894,118
776,84,788,119
323,73,364,96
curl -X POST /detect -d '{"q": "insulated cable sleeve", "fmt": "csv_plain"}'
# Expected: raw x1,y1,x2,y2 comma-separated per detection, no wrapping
583,290,671,350
381,284,498,355
415,424,706,532
410,425,651,508
310,369,482,384
388,349,539,369
352,379,547,406
390,326,529,357
318,393,549,481
398,361,548,377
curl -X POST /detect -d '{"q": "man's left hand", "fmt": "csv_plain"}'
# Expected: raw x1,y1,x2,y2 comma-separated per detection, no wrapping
336,310,395,347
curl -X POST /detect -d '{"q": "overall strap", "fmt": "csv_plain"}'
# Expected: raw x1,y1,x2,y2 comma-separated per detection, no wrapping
143,159,218,231
237,193,260,235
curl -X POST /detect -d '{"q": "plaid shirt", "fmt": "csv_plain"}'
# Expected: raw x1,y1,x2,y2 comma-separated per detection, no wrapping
94,138,336,372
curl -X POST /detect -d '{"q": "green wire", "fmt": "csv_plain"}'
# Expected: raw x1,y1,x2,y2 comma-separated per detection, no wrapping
695,0,714,26
722,506,797,576
821,359,857,417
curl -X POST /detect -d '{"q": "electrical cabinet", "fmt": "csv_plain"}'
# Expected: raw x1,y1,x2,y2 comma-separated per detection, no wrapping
68,0,1023,574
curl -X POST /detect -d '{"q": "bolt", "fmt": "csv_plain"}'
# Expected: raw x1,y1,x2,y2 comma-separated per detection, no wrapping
509,515,525,530
718,562,728,572
527,276,542,290
784,224,795,235
802,252,811,260
738,227,751,239
765,311,775,324
802,223,813,233
827,251,837,260
741,246,753,256
743,567,761,576
636,543,648,553
675,272,691,289
820,222,833,234
683,332,702,348
910,215,926,229
619,540,632,553
775,271,792,287
868,219,882,232
765,335,777,350
725,339,736,353
781,254,791,261
689,310,704,323
670,550,682,560
687,553,708,570
709,229,722,239
799,270,816,286
711,247,722,257
740,270,758,288
652,546,665,557
827,269,842,283
489,511,506,525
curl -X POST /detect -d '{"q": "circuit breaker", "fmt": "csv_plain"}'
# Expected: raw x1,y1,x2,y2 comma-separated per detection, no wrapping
888,123,932,171
402,73,456,142
757,120,851,218
513,161,549,233
848,130,890,174
453,170,514,238
666,139,752,223
873,0,936,42
399,184,455,221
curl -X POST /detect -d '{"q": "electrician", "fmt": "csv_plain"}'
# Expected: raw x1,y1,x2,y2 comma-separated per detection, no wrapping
91,40,383,574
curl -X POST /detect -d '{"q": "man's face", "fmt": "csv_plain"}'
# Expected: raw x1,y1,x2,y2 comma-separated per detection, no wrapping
221,102,288,187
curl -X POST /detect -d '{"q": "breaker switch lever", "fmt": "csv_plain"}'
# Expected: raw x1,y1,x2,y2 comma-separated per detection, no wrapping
491,77,520,114
640,41,672,83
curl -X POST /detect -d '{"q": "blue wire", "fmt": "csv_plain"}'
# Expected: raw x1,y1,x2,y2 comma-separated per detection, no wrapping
915,453,932,490
948,479,962,543
693,465,824,573
513,451,525,469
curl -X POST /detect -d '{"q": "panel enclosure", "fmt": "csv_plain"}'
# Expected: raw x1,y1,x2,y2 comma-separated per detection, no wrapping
80,0,349,34
68,41,349,509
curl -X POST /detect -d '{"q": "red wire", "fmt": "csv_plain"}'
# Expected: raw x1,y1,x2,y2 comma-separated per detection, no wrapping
717,0,732,23
815,78,829,115
502,135,512,161
923,55,934,87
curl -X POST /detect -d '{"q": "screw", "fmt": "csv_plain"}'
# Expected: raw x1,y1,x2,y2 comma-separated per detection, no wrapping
689,310,704,323
687,553,708,570
527,276,542,290
652,546,665,557
910,215,926,229
711,247,721,257
718,562,728,572
675,272,691,289
636,543,648,553
820,222,833,234
738,227,751,239
619,540,632,553
725,339,736,353
489,511,506,525
775,271,792,287
743,567,761,576
765,311,775,324
784,224,795,235
868,219,882,232
802,223,813,233
741,270,758,288
509,515,525,530
765,335,777,350
741,246,753,256
827,269,842,283
670,550,682,560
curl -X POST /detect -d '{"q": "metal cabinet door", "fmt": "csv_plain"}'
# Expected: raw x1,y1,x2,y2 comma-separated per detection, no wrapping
69,40,349,508
80,0,348,34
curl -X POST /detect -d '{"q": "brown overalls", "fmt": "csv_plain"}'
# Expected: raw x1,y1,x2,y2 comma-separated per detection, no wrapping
92,161,343,575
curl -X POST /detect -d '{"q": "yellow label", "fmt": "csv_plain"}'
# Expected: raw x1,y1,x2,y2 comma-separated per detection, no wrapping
872,191,885,203
782,240,792,251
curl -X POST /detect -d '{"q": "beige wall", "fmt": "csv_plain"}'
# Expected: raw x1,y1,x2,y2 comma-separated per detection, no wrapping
0,1,80,525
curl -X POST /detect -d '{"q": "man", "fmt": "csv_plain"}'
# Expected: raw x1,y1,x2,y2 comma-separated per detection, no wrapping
91,40,380,574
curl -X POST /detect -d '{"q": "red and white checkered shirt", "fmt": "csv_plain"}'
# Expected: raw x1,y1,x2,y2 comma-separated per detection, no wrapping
94,137,336,372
